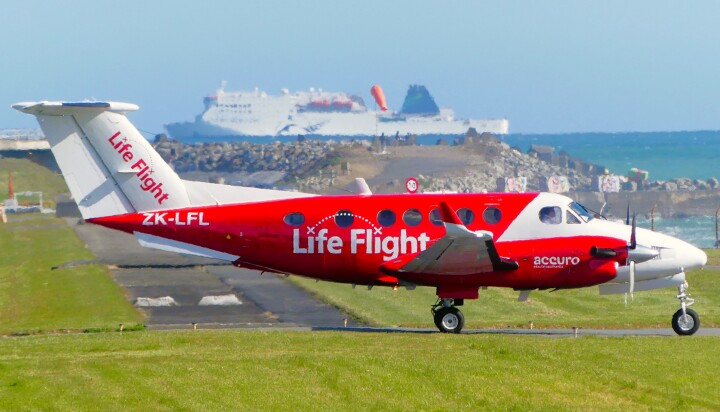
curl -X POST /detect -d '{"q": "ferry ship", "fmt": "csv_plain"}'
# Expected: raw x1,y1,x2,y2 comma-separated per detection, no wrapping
165,83,509,140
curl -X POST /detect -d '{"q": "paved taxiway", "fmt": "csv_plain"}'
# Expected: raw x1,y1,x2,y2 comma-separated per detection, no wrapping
68,219,358,329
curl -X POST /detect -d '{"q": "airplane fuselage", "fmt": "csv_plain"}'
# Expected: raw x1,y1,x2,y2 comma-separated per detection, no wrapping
90,192,641,295
15,99,707,334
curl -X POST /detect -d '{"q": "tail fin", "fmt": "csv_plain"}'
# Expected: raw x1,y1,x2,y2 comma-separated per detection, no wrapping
13,101,191,219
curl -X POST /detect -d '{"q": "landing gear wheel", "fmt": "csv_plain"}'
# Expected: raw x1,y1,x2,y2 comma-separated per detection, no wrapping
672,308,700,336
433,306,465,334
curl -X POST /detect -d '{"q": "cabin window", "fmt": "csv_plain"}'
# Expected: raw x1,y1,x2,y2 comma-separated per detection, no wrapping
429,208,443,226
377,209,396,227
539,206,562,225
483,207,502,225
403,208,422,227
457,208,475,226
335,210,354,228
283,212,305,226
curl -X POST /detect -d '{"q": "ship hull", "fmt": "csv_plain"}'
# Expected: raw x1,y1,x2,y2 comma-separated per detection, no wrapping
166,116,509,141
165,84,509,141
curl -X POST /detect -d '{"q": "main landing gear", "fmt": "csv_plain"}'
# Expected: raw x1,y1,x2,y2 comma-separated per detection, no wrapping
432,298,465,333
672,281,700,336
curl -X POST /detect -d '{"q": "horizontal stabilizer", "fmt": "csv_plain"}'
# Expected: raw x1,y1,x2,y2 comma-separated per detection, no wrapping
134,232,239,261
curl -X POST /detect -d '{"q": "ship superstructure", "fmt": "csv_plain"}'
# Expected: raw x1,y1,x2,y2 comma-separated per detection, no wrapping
165,83,509,140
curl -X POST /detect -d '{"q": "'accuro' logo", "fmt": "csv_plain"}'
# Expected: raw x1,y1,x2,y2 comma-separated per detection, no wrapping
108,132,169,205
533,256,580,269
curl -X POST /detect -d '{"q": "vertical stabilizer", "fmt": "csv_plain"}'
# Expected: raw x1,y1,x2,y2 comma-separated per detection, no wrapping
12,101,191,219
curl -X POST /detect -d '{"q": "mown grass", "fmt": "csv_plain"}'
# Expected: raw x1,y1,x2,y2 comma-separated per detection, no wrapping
0,331,718,411
705,248,720,266
0,214,143,335
0,158,67,208
289,267,720,330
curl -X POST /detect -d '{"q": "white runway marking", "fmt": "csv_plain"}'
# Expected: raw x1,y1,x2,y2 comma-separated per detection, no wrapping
134,296,179,307
198,295,243,306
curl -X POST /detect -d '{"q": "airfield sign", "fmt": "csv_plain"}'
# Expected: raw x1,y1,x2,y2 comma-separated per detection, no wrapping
405,177,419,194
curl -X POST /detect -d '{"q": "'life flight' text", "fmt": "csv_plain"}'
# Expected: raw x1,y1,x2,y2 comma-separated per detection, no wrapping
108,132,169,205
293,228,430,261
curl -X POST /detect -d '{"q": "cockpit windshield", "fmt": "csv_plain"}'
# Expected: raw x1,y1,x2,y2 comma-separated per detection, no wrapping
568,202,594,223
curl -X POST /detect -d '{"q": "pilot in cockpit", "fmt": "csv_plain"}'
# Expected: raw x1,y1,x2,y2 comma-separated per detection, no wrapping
540,206,562,224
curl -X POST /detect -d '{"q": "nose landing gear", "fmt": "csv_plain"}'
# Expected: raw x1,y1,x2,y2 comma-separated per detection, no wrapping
432,298,465,333
672,281,700,336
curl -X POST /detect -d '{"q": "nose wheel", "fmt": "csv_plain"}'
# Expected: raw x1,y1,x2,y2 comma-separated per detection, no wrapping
432,298,465,333
672,281,699,336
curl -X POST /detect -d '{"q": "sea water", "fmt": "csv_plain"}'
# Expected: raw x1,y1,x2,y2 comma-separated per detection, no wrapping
500,130,720,181
636,215,718,248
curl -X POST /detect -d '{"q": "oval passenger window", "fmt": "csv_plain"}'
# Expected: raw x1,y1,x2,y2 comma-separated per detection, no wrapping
377,209,396,227
335,210,354,228
429,208,442,226
456,208,475,225
483,207,502,225
283,212,305,226
402,208,422,227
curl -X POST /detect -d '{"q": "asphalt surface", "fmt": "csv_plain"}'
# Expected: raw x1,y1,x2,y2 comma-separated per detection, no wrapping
69,219,357,330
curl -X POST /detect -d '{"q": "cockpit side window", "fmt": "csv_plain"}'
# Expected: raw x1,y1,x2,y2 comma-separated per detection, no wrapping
566,210,581,224
539,206,562,225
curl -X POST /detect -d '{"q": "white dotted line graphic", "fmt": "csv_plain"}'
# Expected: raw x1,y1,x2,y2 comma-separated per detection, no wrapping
306,212,381,235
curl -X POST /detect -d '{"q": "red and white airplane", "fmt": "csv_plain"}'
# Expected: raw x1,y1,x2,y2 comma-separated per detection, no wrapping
13,101,708,335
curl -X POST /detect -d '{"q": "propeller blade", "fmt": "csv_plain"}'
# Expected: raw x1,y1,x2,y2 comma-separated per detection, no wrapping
626,202,630,226
624,260,636,306
627,213,659,263
629,260,635,302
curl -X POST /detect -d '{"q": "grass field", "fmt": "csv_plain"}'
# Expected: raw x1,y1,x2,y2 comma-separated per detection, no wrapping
705,248,720,266
0,158,67,208
0,214,143,334
1,331,719,411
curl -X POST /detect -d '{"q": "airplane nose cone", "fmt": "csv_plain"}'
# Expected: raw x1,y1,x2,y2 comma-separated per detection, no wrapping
671,237,707,271
686,244,707,270
633,227,707,275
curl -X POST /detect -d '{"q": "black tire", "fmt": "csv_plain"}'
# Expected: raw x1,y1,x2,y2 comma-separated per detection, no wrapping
672,308,700,336
433,306,465,334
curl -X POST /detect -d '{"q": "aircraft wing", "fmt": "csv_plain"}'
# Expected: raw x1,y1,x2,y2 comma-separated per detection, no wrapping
381,202,518,276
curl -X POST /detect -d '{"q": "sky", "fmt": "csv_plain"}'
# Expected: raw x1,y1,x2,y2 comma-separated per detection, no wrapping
2,1,720,135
